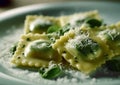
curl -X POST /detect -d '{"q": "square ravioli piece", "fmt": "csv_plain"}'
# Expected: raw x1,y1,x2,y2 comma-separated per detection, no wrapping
97,22,120,56
24,15,61,34
52,29,114,74
59,10,101,26
11,33,62,67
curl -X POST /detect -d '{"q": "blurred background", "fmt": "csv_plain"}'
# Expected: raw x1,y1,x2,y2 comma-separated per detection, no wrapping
0,0,120,13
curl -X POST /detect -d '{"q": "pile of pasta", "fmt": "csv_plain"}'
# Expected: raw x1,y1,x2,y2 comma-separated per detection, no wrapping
11,10,120,74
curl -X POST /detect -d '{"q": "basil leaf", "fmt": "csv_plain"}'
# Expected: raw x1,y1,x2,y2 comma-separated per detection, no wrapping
39,64,63,79
85,18,102,28
47,25,60,33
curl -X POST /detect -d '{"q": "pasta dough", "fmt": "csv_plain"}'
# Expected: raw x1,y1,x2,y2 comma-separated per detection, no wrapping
52,28,114,74
97,22,120,56
11,33,62,67
11,10,120,75
24,15,61,34
59,10,101,26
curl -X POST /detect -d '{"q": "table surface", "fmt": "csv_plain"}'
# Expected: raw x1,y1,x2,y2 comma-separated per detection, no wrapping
0,0,120,13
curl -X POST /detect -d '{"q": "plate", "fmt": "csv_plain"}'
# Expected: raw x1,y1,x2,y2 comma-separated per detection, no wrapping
0,1,120,85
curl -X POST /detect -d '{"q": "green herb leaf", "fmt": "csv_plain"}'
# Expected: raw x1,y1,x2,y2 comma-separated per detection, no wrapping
47,25,60,33
85,18,102,28
58,23,72,36
39,64,63,79
105,57,120,72
10,42,18,55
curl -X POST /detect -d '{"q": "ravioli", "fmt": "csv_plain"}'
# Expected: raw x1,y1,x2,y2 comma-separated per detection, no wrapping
24,15,61,34
97,22,120,56
59,10,101,26
11,10,120,75
11,33,62,67
52,28,114,74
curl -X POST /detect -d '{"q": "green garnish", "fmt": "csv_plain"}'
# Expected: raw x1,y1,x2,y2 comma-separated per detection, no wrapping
85,18,102,28
47,25,60,33
76,38,99,55
47,24,72,41
39,64,63,79
58,23,72,36
10,42,18,55
105,57,120,72
76,37,101,60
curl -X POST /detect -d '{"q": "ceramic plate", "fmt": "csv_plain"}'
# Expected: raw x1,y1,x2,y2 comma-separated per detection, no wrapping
0,1,120,85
